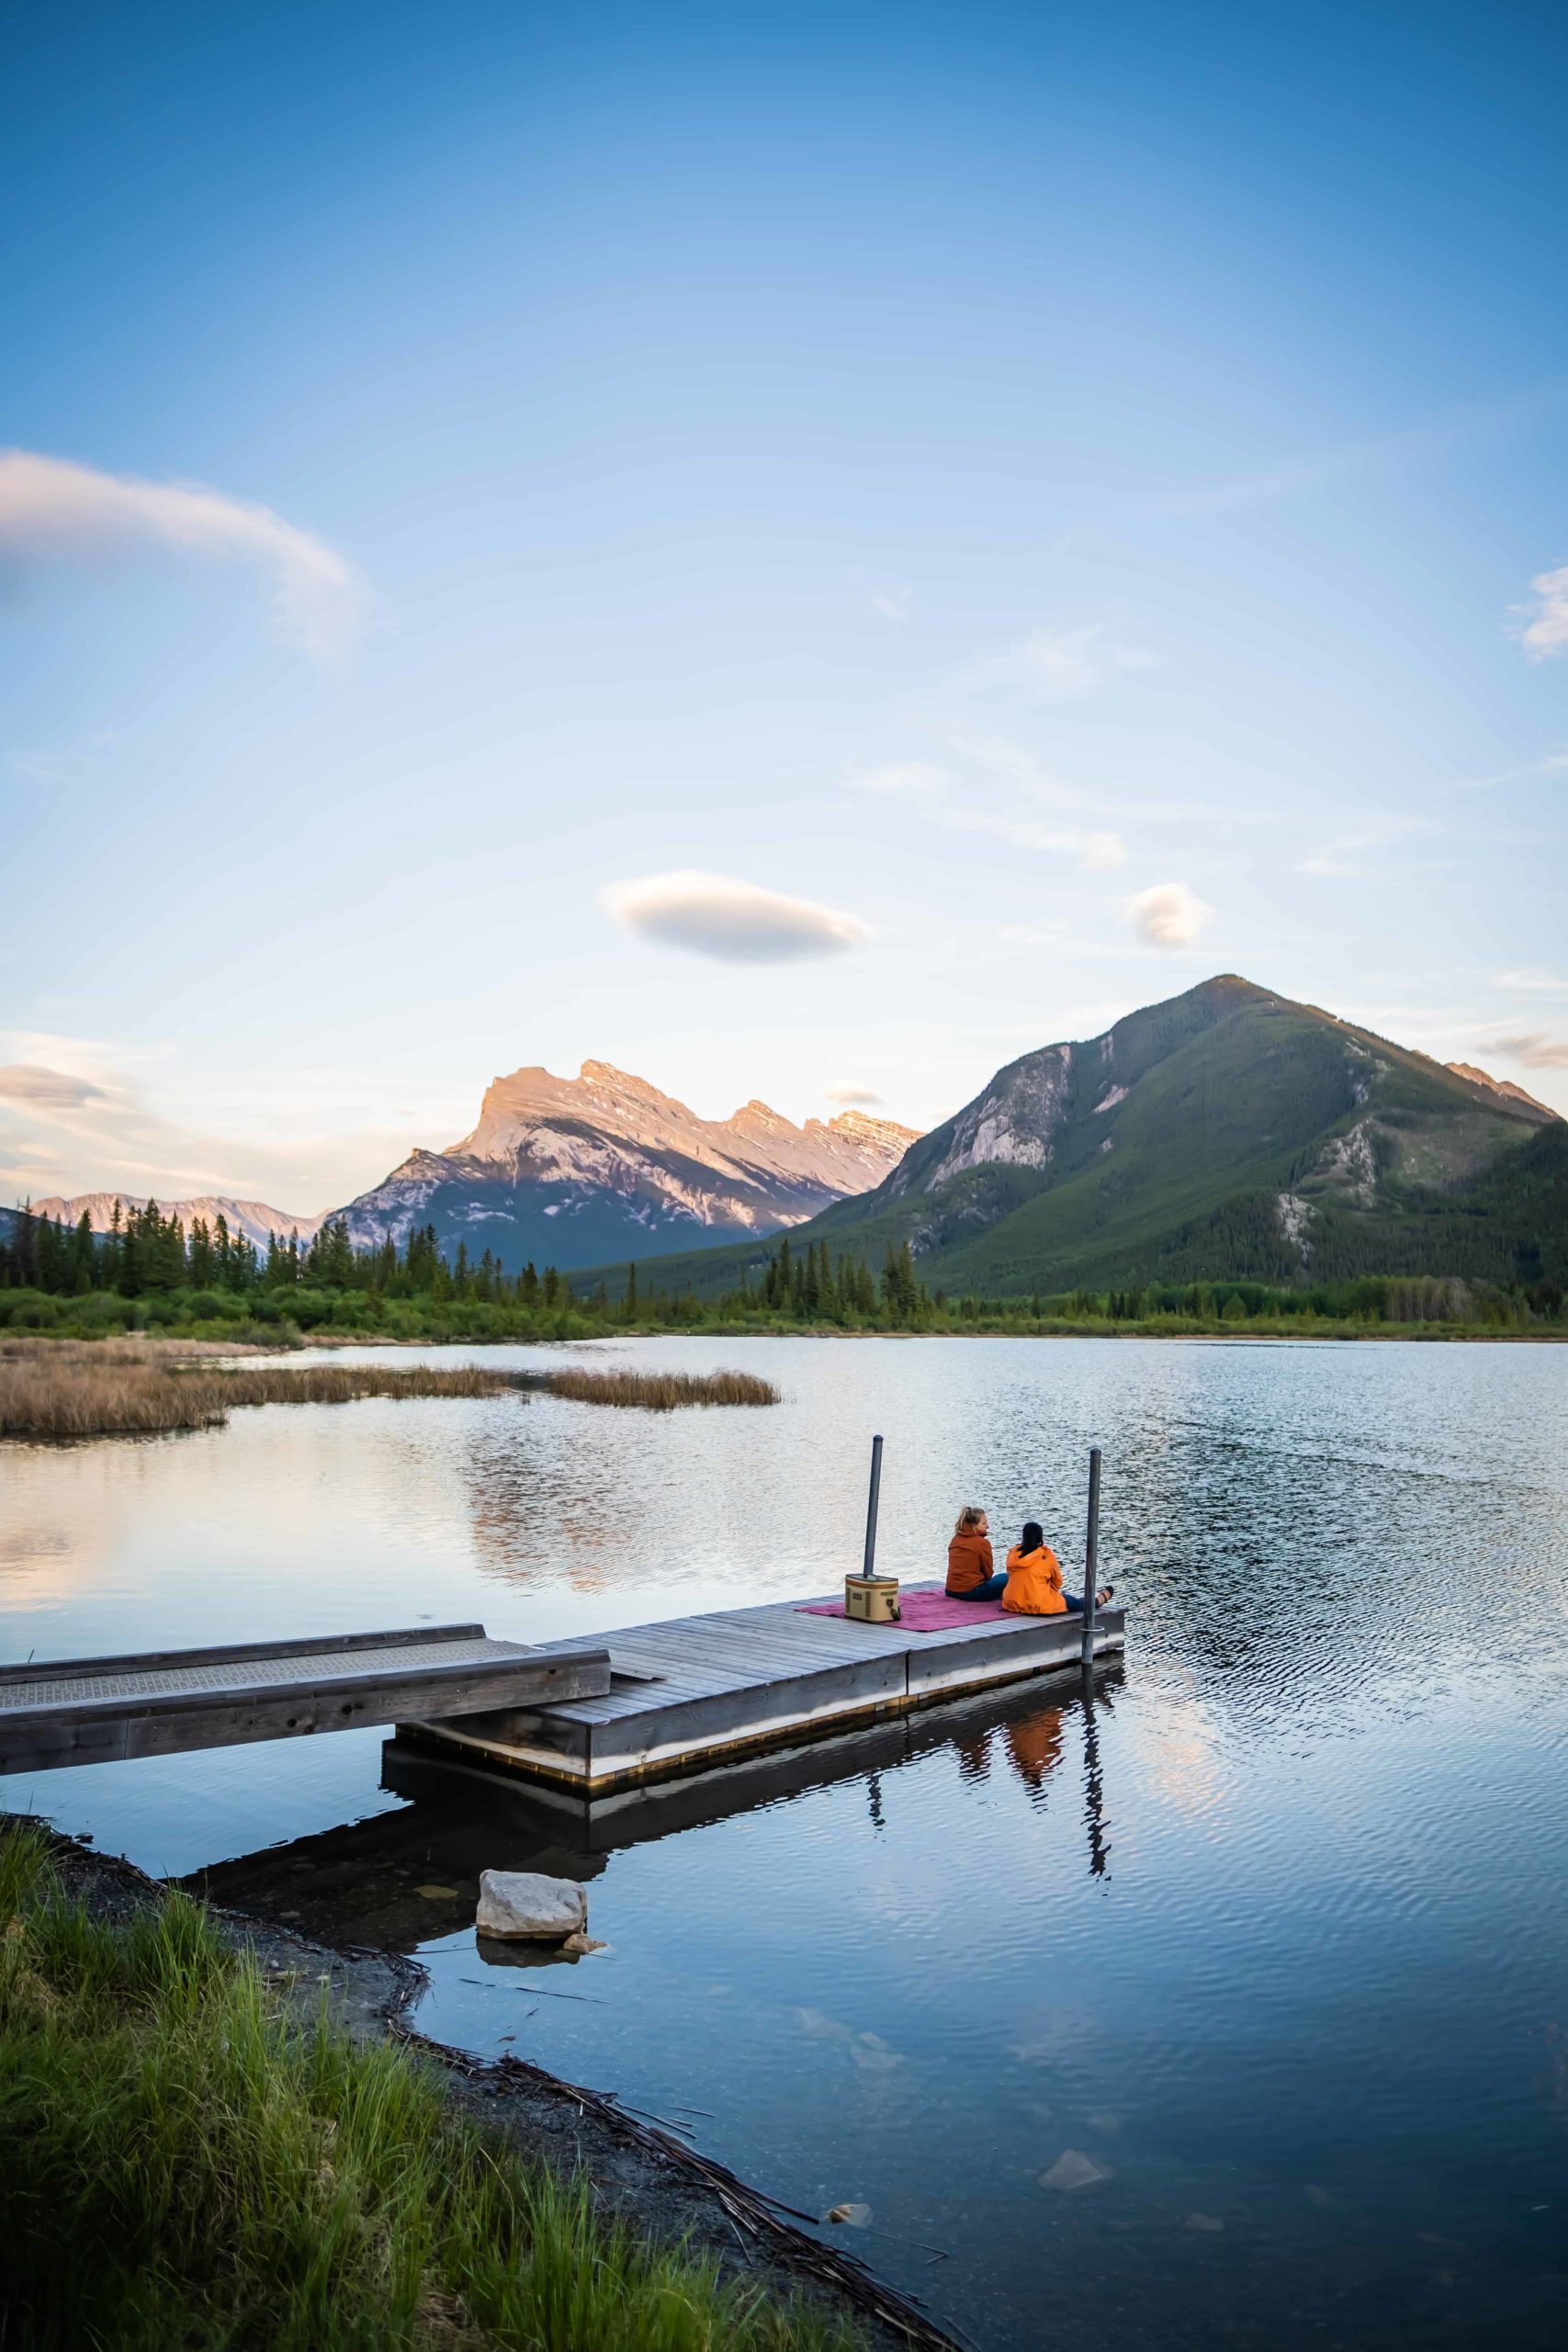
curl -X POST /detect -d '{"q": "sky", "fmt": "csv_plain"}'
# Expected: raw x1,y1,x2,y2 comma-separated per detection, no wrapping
3,0,1566,1215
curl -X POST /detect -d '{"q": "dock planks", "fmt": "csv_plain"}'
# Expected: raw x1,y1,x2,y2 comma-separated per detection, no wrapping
0,1624,612,1775
406,1592,1125,1792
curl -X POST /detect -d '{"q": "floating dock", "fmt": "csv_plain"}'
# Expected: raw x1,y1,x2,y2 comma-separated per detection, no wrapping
402,1592,1125,1794
0,1624,612,1776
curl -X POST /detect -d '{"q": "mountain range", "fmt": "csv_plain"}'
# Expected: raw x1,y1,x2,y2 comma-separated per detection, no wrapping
27,1193,329,1253
575,976,1565,1299
22,978,1564,1295
333,1060,920,1272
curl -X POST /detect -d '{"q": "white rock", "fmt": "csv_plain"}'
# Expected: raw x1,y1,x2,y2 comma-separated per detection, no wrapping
475,1870,587,1939
1041,2149,1114,2194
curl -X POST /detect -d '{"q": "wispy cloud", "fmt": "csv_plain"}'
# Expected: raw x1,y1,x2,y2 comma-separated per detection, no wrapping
1454,749,1568,794
1494,966,1568,994
867,582,911,622
1161,377,1568,521
1477,1029,1568,1069
947,623,1156,704
601,871,869,963
1297,816,1427,878
825,1080,883,1107
855,756,1125,869
0,1064,109,1112
0,449,367,658
1127,881,1212,950
1514,562,1568,660
0,1030,412,1213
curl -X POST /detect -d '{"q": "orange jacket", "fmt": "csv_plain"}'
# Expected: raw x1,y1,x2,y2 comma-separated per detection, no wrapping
946,1530,994,1595
1002,1543,1066,1615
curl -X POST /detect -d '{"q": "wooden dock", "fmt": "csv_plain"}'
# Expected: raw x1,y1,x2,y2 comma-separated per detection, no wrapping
0,1624,612,1776
403,1592,1125,1794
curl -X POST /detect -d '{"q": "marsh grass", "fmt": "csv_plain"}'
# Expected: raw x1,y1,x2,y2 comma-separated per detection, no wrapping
0,1340,781,1436
534,1365,781,1410
0,1338,527,1440
0,1823,856,2352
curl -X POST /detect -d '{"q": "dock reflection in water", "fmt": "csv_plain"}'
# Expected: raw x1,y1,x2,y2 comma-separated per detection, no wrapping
6,1336,1568,2350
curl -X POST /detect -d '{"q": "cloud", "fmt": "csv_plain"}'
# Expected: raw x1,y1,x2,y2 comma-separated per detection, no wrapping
949,625,1156,704
1479,1031,1568,1069
825,1081,883,1107
1297,816,1427,878
1515,563,1568,660
1455,749,1568,794
0,448,366,658
1494,967,1568,994
854,758,1125,868
868,582,911,622
0,1063,108,1112
601,870,870,963
1127,881,1212,950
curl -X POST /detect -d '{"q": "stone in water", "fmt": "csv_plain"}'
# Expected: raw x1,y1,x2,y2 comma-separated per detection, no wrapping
1041,2149,1113,2194
476,1870,587,1939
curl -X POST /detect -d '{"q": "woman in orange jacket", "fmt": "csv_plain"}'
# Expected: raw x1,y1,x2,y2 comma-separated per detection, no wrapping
946,1506,1008,1602
1002,1521,1114,1617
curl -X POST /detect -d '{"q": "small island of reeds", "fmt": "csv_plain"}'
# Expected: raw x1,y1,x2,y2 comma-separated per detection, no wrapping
0,1340,780,1442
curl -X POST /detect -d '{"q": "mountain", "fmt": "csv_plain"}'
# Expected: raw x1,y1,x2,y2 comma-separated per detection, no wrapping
590,976,1562,1299
1444,1061,1555,1117
333,1060,920,1273
27,1192,328,1251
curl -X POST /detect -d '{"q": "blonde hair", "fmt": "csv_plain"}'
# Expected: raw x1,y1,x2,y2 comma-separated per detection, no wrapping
953,1505,987,1536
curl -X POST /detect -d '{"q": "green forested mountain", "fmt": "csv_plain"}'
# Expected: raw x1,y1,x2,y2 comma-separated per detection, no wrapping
583,976,1563,1300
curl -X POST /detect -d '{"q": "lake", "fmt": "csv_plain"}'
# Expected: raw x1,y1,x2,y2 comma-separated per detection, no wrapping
4,1335,1566,2348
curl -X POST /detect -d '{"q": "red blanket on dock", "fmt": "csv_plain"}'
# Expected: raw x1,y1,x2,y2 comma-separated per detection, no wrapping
798,1581,1010,1633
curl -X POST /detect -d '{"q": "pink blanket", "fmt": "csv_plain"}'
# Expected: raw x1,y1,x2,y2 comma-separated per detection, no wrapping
799,1580,1011,1633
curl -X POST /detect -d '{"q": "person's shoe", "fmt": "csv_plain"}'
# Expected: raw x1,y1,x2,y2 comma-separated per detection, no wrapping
1097,1584,1115,1606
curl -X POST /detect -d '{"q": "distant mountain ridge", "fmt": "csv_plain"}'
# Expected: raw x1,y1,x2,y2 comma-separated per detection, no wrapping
27,1192,328,1251
581,977,1563,1299
333,1059,919,1272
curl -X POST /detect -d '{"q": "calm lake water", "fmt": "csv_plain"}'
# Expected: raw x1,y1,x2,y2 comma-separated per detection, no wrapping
5,1336,1567,2349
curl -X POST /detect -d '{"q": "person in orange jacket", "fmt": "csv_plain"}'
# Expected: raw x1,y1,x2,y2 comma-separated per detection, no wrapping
1002,1521,1114,1617
946,1505,1008,1602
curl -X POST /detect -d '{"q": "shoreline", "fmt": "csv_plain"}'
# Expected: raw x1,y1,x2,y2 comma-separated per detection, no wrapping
10,1821,958,2352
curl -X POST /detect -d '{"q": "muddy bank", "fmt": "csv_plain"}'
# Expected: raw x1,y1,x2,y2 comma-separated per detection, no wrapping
21,1825,957,2352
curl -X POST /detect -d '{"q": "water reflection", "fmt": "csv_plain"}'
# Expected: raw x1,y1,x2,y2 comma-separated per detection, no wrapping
6,1337,1568,2351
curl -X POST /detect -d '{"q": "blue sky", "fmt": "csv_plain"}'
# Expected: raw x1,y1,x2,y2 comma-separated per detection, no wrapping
3,0,1566,1211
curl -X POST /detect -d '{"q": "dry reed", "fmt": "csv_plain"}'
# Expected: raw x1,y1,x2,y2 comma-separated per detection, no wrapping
0,1339,525,1440
0,1340,780,1437
534,1364,780,1410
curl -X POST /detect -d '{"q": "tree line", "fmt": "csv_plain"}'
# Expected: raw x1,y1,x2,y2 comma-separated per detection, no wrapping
1,1199,1561,1338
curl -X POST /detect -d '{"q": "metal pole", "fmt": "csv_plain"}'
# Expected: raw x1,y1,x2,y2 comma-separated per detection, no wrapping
863,1434,885,1579
1080,1445,1101,1668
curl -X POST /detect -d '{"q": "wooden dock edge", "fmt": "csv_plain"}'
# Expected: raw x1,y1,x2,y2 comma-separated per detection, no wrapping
405,1612,1125,1796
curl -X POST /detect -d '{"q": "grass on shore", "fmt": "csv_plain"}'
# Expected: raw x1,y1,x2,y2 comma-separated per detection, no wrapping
0,1340,782,1438
0,1822,855,2352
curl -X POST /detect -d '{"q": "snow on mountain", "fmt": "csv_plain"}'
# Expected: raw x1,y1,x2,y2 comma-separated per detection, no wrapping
334,1060,920,1272
28,1193,328,1250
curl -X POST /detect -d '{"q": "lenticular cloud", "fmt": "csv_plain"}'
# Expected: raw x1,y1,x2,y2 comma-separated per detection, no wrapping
0,448,366,658
602,871,870,963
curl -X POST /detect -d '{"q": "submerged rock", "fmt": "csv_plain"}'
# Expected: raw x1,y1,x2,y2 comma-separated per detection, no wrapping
475,1870,586,1940
1041,2149,1114,2194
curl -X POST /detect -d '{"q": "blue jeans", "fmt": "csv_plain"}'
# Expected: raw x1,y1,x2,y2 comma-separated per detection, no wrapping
952,1572,1008,1602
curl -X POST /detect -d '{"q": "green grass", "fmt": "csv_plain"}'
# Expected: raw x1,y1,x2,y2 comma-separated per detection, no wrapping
0,1825,859,2352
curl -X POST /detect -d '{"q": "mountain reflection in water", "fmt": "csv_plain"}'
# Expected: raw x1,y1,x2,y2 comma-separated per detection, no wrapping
4,1335,1566,2351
